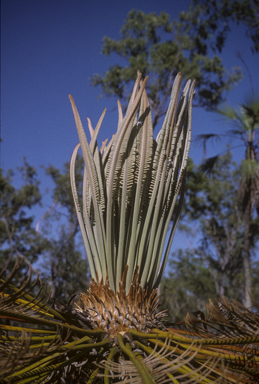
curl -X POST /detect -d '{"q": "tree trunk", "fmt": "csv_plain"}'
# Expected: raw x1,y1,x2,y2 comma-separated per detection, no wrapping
243,202,252,308
51,258,58,299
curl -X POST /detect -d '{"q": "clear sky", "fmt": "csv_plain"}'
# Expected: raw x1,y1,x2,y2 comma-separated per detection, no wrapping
1,0,259,250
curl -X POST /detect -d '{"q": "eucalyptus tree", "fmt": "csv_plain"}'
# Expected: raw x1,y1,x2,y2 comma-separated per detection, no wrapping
91,1,259,128
91,9,241,127
189,0,259,53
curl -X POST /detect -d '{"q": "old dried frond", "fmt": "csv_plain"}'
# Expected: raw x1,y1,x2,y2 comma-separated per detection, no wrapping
0,259,109,383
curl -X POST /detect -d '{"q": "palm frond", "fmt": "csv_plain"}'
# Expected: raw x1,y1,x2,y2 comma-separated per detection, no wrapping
199,156,219,174
194,133,222,158
195,133,222,144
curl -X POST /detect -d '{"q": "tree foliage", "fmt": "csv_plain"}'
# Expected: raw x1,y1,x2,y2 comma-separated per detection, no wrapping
162,153,259,319
0,160,44,278
0,157,89,301
161,249,216,323
189,0,259,53
91,9,242,127
38,158,89,301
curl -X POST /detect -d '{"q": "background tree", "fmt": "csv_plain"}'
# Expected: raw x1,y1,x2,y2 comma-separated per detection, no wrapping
161,249,216,323
0,159,44,281
91,0,259,126
188,0,259,54
38,156,89,301
0,156,89,301
91,9,241,127
161,152,259,317
198,94,259,307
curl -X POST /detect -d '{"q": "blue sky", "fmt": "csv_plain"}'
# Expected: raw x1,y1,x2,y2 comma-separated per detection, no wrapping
1,0,259,252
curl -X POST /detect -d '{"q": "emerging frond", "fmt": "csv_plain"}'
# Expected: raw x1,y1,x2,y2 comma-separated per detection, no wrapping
69,72,195,293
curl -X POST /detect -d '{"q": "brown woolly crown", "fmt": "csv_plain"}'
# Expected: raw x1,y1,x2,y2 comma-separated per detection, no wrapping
74,267,167,339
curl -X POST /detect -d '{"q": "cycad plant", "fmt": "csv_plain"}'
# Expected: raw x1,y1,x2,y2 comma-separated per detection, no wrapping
1,72,259,383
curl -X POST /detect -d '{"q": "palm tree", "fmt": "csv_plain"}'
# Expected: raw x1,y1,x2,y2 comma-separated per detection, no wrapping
221,96,259,308
1,73,259,383
199,93,259,308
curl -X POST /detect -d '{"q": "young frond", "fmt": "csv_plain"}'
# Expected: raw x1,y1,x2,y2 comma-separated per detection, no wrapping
69,72,195,293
